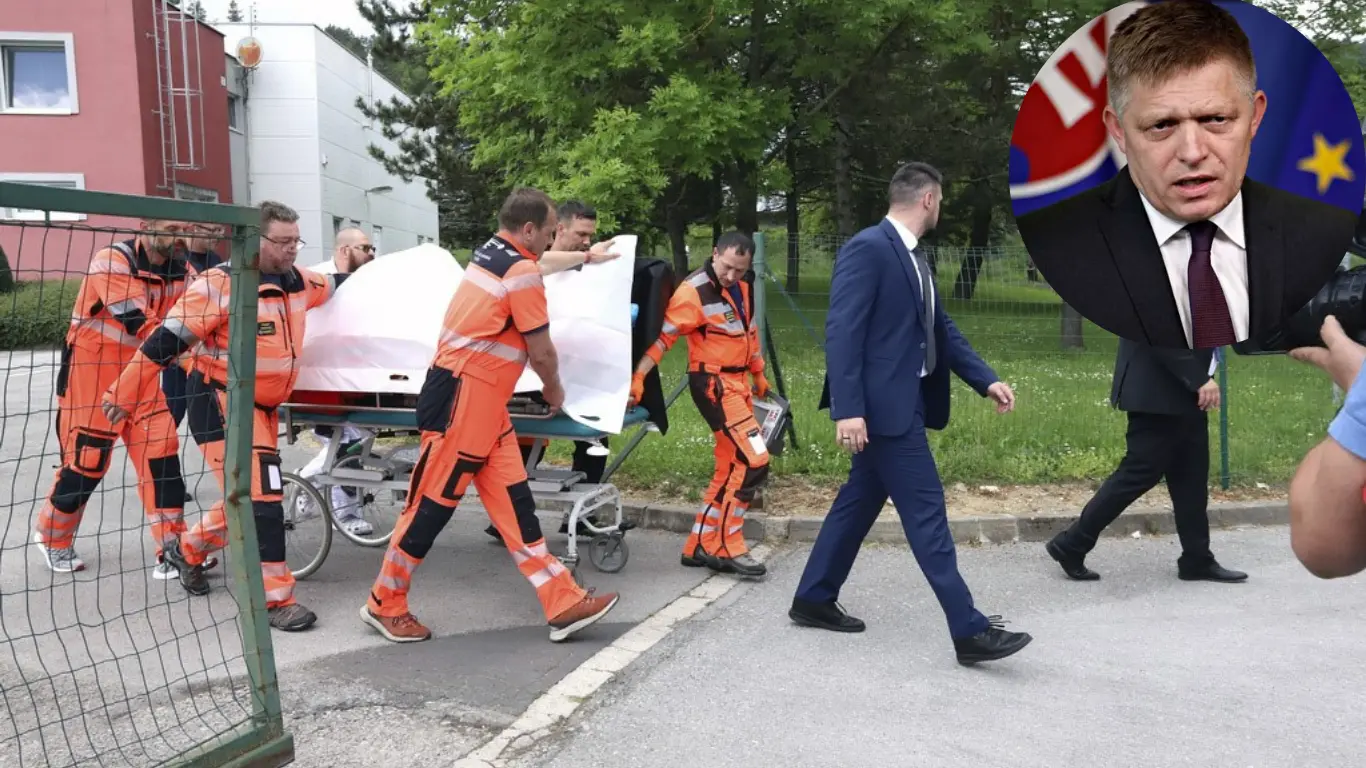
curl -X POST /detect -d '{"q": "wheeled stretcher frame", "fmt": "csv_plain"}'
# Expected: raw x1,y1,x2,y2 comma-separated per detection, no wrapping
278,394,651,582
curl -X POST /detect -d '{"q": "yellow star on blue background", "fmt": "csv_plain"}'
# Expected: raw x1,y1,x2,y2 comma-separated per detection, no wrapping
1296,133,1356,196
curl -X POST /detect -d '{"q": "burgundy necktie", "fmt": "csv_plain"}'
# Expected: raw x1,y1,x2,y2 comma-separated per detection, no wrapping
1185,220,1235,348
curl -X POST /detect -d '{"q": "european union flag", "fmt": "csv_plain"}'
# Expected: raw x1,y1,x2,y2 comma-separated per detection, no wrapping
1211,0,1366,213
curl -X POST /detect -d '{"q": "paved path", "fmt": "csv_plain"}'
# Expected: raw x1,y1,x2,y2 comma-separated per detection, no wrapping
508,528,1366,768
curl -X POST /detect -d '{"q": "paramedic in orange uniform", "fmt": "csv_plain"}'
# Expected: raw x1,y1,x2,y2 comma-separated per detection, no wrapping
33,220,194,578
103,201,343,632
628,231,770,578
361,187,623,644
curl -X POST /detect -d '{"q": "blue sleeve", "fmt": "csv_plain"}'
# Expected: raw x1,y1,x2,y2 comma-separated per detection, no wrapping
939,293,998,395
825,239,879,421
1329,372,1366,460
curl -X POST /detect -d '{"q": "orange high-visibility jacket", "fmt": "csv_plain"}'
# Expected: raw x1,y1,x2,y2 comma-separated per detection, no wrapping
65,239,192,355
644,263,763,376
107,264,343,412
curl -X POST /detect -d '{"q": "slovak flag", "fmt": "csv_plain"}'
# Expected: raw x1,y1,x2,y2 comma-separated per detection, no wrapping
1009,0,1365,217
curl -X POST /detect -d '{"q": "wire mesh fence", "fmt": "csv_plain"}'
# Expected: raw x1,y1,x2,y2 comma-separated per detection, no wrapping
0,183,291,768
603,229,1339,505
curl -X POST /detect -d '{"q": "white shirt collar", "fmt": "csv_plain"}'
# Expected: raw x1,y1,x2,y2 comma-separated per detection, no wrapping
885,215,919,253
1137,189,1246,250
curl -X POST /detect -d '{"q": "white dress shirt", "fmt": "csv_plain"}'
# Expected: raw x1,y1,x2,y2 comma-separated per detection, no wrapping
1136,190,1250,350
886,216,932,377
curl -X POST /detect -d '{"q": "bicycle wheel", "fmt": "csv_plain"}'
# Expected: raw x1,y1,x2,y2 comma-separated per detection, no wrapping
282,471,332,579
324,453,406,547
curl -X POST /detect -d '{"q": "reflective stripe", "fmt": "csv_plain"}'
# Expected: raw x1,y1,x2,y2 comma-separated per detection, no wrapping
288,295,308,314
463,268,507,299
70,318,139,348
710,317,745,334
255,356,296,373
439,329,527,364
687,272,710,288
503,271,543,292
162,317,199,345
700,302,730,317
377,574,406,590
106,299,142,316
661,321,679,336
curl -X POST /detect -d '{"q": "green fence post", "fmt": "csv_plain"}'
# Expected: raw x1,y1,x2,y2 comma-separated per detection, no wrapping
753,232,768,362
1218,347,1230,490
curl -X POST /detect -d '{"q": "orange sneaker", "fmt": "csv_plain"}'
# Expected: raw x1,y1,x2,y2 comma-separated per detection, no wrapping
548,590,620,642
359,605,431,642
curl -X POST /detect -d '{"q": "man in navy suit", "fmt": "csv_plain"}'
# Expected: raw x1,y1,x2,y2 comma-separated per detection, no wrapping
788,162,1034,665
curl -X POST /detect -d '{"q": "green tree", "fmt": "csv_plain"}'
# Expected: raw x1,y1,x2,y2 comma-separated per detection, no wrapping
227,0,244,22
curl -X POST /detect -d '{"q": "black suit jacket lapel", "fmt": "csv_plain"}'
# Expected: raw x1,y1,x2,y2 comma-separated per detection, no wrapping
1097,166,1188,347
1238,179,1285,343
878,219,924,315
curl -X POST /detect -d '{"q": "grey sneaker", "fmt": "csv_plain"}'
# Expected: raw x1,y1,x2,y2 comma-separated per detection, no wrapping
268,603,317,632
32,531,85,573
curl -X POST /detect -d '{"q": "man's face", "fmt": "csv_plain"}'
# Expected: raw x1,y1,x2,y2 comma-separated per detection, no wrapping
554,215,596,251
184,222,222,254
1104,58,1265,222
712,247,751,287
518,211,559,257
144,220,187,259
259,220,301,274
340,233,375,271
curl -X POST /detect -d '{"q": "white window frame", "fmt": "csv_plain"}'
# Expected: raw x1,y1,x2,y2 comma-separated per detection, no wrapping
227,92,242,133
0,32,79,115
0,172,87,221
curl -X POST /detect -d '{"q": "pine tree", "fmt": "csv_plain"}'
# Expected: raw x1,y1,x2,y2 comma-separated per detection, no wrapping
226,0,243,22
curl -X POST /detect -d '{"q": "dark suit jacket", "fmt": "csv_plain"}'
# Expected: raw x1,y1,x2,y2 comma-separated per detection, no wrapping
1016,165,1359,350
1110,338,1214,416
818,219,999,435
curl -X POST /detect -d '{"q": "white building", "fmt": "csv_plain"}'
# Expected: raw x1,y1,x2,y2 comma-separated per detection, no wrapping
217,22,438,267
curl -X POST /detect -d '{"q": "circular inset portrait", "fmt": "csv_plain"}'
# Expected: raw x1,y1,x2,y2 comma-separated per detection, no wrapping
1009,0,1364,351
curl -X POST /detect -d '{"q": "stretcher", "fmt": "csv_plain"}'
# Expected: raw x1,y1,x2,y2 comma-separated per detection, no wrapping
278,396,649,582
277,305,651,583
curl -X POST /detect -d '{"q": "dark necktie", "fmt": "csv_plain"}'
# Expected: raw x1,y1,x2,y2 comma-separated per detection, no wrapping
912,247,936,374
1185,220,1235,348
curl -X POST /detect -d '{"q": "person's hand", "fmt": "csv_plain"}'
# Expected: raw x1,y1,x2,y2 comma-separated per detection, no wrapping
585,238,619,265
835,417,868,453
752,371,771,398
1197,378,1220,410
627,374,644,407
542,380,565,412
1290,315,1366,392
986,381,1015,413
102,400,129,426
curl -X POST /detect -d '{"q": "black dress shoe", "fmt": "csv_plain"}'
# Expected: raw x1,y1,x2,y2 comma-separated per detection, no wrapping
953,615,1032,665
789,598,865,632
1178,561,1248,583
1045,538,1099,581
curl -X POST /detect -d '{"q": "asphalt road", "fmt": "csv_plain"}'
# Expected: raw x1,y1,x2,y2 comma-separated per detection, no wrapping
509,527,1366,768
0,349,713,767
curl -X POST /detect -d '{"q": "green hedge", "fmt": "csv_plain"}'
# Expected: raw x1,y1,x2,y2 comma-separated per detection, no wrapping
0,279,79,349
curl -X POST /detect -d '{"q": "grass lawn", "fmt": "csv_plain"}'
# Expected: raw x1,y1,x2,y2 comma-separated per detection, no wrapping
577,257,1339,503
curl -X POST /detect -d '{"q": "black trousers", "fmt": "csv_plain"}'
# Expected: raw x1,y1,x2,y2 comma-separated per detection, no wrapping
518,438,609,484
1053,410,1214,568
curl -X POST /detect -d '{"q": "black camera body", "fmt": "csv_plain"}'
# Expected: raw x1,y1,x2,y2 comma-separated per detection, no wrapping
1239,207,1366,354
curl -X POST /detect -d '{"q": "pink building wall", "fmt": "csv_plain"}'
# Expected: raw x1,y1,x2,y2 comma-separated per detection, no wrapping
0,0,233,280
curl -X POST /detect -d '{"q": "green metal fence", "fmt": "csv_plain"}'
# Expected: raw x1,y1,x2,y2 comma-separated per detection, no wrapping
0,182,291,767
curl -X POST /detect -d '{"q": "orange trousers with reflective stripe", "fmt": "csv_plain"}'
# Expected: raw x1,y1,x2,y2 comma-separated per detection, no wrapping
682,372,770,559
181,390,295,608
367,371,585,622
36,342,186,553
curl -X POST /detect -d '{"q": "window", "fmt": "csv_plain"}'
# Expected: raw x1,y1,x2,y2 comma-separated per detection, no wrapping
0,33,78,114
227,93,240,131
0,173,86,221
372,225,383,255
333,216,343,235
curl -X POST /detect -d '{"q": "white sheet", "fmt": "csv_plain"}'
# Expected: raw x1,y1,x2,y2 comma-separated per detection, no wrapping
292,237,638,434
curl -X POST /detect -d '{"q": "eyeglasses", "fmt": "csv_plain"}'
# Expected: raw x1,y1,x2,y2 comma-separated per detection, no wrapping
264,236,305,249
